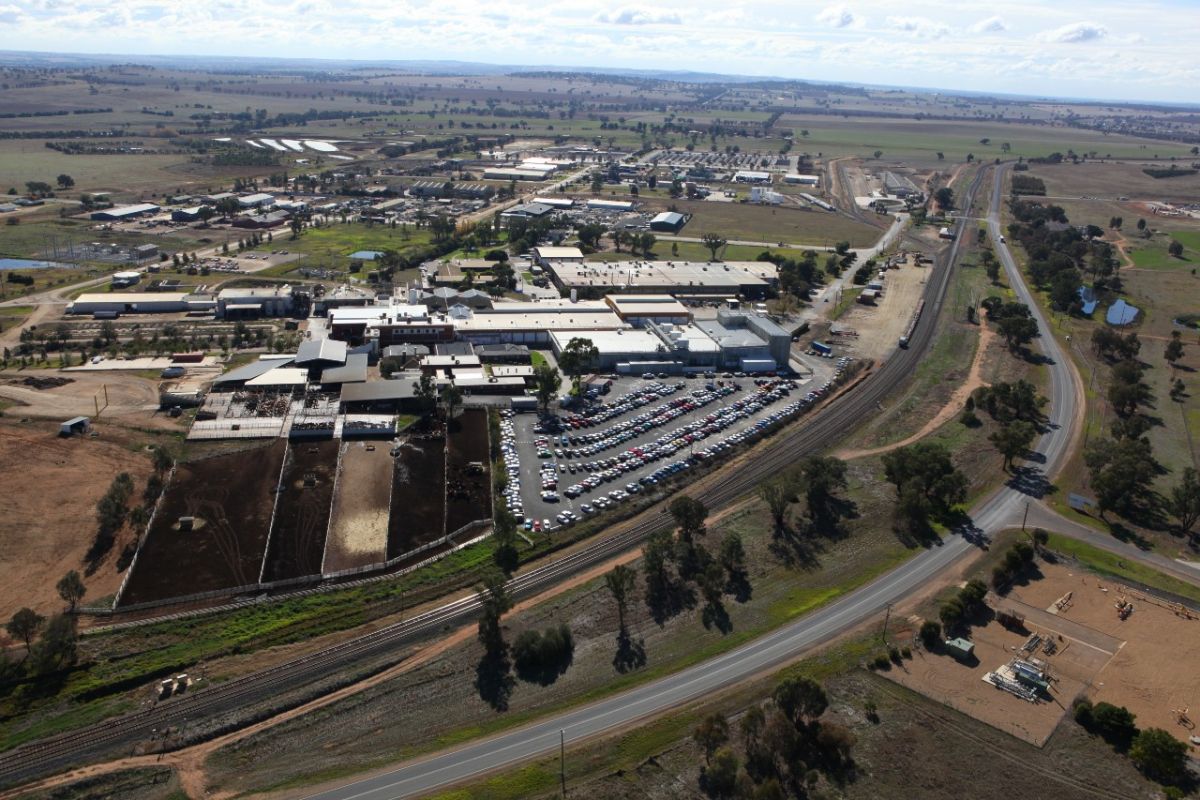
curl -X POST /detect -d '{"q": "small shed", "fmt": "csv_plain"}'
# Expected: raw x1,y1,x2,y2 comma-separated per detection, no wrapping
60,416,90,436
945,637,975,660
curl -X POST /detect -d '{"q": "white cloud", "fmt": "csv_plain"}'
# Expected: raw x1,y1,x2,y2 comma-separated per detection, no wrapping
1038,22,1108,43
594,6,681,25
887,15,949,39
814,5,859,29
969,15,1006,34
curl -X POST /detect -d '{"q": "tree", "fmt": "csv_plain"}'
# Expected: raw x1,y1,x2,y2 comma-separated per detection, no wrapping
476,573,512,655
440,382,463,421
881,443,967,530
1136,218,1147,232
637,232,657,257
1167,239,1184,258
798,455,849,524
511,624,574,684
693,712,730,764
988,420,1037,471
1164,331,1184,367
704,748,740,797
532,363,562,413
1092,701,1138,748
412,373,437,418
758,475,793,532
1085,437,1158,519
1167,467,1200,536
56,571,86,612
557,337,599,395
56,174,74,189
492,508,520,575
919,619,942,649
934,187,954,210
6,607,44,653
773,675,828,727
576,222,605,250
605,564,637,633
701,232,727,261
1129,727,1189,785
31,614,77,674
669,495,708,542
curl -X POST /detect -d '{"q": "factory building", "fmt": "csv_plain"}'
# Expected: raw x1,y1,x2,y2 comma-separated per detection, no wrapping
216,285,295,318
544,260,775,298
89,203,161,221
733,171,771,184
68,292,191,315
649,211,686,233
237,193,276,209
531,246,584,266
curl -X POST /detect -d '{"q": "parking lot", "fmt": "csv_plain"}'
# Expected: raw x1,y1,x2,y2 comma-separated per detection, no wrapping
496,364,854,534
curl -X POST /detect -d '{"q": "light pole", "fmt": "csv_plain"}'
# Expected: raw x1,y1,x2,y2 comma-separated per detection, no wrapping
560,728,567,797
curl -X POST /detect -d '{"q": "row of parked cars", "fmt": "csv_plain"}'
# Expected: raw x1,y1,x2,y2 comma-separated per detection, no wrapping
555,381,798,505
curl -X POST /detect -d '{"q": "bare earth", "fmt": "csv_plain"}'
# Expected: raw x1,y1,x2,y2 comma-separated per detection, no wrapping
835,256,929,361
0,421,151,619
322,442,393,572
0,369,164,425
884,562,1200,748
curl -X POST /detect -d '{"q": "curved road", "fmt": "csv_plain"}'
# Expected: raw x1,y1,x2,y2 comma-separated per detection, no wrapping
299,165,1196,800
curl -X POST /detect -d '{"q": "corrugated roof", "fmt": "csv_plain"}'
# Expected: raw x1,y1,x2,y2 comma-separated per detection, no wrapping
341,378,420,403
295,338,348,366
213,356,293,386
320,353,368,384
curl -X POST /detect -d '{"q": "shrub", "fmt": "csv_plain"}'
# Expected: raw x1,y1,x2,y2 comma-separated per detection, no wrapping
1092,701,1138,749
888,646,902,664
1129,728,1189,785
872,653,891,670
1073,698,1095,728
918,619,942,649
901,646,912,659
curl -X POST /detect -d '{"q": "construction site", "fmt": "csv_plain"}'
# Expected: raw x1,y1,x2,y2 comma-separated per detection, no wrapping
887,562,1200,749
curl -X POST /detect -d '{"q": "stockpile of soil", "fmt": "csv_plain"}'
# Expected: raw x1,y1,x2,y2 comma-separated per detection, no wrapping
261,440,339,581
119,440,286,606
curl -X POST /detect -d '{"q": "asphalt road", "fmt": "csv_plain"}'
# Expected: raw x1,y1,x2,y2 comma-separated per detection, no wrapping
298,164,1196,800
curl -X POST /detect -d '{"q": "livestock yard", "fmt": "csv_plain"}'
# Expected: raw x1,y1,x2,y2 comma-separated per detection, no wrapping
885,562,1200,748
323,441,394,572
260,439,340,582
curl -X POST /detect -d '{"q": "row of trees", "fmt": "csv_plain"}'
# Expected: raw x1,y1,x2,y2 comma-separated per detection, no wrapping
1073,699,1191,789
757,455,850,534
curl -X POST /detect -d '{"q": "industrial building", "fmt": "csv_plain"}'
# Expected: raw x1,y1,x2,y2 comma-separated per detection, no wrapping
649,211,686,233
328,302,454,346
68,292,192,315
216,285,295,318
544,260,775,297
237,193,276,208
532,246,584,266
694,310,791,370
500,202,557,224
171,206,210,222
90,203,161,221
733,171,771,184
882,171,921,198
232,210,290,229
111,271,141,288
604,294,692,326
549,328,665,370
586,199,635,212
783,174,820,186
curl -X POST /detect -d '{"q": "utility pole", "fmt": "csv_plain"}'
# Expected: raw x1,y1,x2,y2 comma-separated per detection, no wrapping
1021,501,1029,531
881,603,893,644
559,729,567,797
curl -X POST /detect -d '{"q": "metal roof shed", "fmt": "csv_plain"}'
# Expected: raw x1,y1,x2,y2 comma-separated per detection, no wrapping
945,637,975,659
60,416,90,436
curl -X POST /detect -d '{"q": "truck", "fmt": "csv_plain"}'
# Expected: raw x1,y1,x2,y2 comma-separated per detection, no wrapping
811,341,833,357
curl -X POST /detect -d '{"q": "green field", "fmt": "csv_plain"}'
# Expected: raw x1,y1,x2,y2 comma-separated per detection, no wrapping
1128,229,1200,269
249,221,434,278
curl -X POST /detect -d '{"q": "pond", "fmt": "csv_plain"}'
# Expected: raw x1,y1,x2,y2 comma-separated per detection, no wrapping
0,258,69,271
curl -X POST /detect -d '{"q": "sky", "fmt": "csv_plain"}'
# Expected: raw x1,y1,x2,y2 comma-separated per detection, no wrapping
1,0,1198,104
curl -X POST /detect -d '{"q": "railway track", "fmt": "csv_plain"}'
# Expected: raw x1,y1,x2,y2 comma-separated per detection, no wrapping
0,168,986,788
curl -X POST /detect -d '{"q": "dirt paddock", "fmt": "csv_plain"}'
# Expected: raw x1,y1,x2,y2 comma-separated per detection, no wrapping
323,441,393,572
885,563,1200,748
835,254,929,360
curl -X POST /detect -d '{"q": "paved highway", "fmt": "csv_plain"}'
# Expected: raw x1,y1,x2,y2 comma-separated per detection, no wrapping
299,164,1196,800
